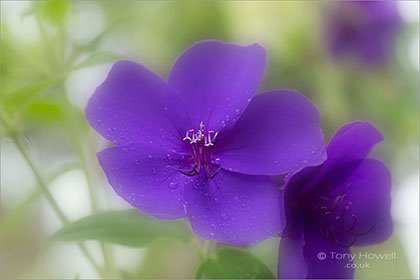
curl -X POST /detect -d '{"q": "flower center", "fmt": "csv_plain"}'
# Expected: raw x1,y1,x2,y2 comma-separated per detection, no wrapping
171,122,220,179
298,184,376,248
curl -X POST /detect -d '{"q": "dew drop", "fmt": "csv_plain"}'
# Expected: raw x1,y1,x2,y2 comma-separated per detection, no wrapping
168,182,179,189
235,108,240,115
220,212,229,221
311,150,316,155
148,154,153,159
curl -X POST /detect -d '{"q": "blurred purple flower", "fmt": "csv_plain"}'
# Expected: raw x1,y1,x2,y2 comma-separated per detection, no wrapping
85,40,326,245
326,1,401,66
277,122,393,279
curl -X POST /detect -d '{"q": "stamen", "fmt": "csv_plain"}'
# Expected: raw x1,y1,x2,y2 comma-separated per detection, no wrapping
306,182,378,248
177,122,220,179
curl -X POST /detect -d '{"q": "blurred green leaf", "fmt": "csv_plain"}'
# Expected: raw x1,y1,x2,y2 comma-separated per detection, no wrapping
50,210,192,247
24,1,69,26
353,234,413,279
73,52,125,70
195,248,275,279
23,99,66,125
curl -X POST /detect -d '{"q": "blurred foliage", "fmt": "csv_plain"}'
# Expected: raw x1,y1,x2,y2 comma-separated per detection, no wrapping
1,1,418,279
195,248,275,279
51,210,193,247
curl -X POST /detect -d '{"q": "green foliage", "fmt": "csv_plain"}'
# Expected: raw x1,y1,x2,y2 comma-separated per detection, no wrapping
50,210,192,247
27,1,70,26
353,235,413,279
195,248,275,279
73,52,126,70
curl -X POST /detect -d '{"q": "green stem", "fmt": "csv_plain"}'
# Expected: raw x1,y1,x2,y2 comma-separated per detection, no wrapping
192,237,205,261
60,92,119,276
1,114,103,276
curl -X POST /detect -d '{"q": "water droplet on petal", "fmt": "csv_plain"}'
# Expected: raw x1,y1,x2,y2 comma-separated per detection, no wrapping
235,108,240,115
168,182,179,189
148,154,153,159
311,150,316,155
220,212,229,221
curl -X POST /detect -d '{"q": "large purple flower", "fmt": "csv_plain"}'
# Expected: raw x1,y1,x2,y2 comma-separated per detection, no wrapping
326,1,401,66
85,40,326,245
277,122,393,279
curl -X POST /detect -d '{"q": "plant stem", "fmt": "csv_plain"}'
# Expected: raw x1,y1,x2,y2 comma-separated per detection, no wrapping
1,115,103,276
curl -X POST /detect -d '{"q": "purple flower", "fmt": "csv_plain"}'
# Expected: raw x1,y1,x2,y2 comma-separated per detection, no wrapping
326,1,401,66
85,40,326,245
277,122,393,279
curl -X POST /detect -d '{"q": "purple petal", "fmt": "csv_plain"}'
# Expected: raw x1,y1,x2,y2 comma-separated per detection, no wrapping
325,121,383,168
281,165,322,237
85,60,188,152
277,216,308,279
213,90,326,176
300,121,383,194
168,40,266,132
182,169,283,245
303,224,354,279
97,143,194,219
330,158,393,246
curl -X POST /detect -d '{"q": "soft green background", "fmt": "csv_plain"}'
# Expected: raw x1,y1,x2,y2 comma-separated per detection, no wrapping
1,1,419,279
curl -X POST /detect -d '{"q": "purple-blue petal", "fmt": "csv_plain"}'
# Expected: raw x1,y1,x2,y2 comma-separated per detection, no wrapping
305,121,384,192
329,158,393,246
303,224,354,279
326,1,401,65
85,60,188,153
168,40,266,132
277,216,307,279
213,90,326,176
182,169,284,245
97,143,193,219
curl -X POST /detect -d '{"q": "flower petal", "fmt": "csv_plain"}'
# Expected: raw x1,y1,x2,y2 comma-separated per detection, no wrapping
213,90,326,176
281,165,322,237
301,121,384,194
85,60,188,152
324,121,383,170
168,40,266,132
277,216,308,279
97,143,194,219
183,170,283,245
329,158,393,246
303,224,354,279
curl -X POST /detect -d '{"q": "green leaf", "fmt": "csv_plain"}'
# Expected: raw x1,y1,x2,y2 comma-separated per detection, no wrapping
195,248,275,279
24,1,70,26
50,210,192,247
73,52,125,70
353,235,413,279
